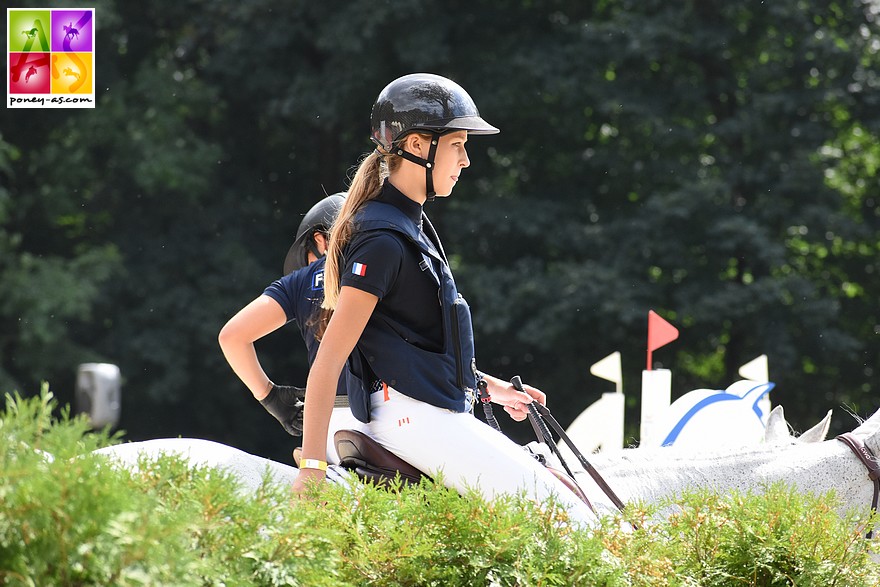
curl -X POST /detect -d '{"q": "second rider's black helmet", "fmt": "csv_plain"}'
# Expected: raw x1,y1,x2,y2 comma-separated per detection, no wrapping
283,193,345,275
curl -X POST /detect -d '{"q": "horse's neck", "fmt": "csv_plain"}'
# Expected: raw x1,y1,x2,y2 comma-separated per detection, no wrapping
580,440,857,510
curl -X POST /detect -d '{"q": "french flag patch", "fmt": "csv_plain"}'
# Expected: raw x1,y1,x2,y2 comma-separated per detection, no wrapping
352,262,367,277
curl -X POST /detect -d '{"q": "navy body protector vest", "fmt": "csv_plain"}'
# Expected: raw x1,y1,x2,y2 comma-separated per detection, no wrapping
344,200,478,423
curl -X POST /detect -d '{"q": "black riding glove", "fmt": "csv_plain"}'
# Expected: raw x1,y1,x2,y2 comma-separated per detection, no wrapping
259,384,306,436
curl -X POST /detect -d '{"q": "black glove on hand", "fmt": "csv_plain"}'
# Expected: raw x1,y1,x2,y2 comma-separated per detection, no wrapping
260,384,306,436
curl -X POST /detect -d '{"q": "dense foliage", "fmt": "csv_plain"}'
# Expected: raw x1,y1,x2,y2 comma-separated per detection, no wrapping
1,0,878,458
2,389,879,586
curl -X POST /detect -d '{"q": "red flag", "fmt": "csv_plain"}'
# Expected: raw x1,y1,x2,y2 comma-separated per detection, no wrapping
647,310,679,370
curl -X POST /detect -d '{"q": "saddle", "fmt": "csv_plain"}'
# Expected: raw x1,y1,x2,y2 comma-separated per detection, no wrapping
333,429,428,488
293,431,427,487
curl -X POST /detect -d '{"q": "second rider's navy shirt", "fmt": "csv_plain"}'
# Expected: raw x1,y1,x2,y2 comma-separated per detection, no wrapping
263,257,347,396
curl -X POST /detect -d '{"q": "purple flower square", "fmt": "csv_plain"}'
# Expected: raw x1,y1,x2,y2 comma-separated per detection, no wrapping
51,9,94,52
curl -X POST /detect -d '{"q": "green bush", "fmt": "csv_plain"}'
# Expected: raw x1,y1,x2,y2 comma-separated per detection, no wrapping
1,386,878,586
601,488,879,587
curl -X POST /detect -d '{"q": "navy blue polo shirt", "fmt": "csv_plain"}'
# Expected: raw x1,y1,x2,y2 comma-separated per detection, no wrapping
340,183,443,353
263,257,347,395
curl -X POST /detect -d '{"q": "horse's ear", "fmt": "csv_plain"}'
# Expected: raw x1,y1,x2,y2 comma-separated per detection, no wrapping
797,409,832,443
764,405,792,443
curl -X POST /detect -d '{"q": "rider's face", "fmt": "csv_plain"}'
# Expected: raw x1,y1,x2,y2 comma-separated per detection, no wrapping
430,131,470,198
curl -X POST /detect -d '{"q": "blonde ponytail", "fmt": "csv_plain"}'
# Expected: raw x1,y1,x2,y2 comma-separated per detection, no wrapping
315,144,407,340
322,151,386,310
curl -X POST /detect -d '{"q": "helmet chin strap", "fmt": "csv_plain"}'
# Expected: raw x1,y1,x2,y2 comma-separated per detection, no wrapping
393,131,441,202
305,236,324,266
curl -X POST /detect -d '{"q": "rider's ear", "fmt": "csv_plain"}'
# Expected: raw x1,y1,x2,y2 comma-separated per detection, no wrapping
312,232,328,255
402,133,425,158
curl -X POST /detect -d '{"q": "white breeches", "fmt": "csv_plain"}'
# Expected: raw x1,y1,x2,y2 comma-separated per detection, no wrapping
355,386,596,528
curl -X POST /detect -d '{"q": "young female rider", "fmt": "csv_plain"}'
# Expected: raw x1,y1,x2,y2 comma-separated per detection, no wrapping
293,73,595,526
218,194,364,464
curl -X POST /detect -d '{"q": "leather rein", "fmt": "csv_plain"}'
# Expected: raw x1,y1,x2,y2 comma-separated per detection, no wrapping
505,376,629,516
836,432,880,539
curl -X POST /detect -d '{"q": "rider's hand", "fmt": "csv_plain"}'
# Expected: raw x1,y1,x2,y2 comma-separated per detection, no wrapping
291,467,327,494
484,376,546,422
260,384,306,436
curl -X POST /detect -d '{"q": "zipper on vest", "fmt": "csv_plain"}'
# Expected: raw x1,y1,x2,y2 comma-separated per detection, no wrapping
451,295,465,390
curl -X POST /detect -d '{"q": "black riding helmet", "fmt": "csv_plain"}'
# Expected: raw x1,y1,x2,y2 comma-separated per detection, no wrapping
283,193,346,275
370,73,499,200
